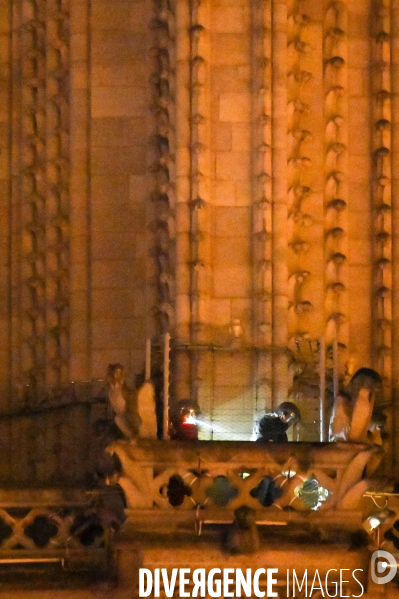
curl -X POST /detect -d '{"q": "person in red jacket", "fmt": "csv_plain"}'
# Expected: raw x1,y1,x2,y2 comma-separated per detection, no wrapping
169,399,200,440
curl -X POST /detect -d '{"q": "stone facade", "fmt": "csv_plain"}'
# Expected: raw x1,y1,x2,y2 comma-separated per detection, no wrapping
1,0,399,450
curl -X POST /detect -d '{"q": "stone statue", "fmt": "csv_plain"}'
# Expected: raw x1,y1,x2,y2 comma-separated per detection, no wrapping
136,379,158,439
106,364,141,439
106,363,157,440
329,367,382,443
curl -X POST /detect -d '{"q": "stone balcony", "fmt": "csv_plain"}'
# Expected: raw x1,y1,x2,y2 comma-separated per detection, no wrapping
0,438,398,597
0,488,110,594
110,439,381,521
108,439,399,598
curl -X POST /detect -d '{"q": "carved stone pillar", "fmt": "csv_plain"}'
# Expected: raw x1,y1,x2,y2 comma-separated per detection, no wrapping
69,0,91,382
271,0,289,407
371,0,393,388
173,0,191,399
323,0,349,357
251,0,273,413
10,0,71,403
0,0,12,408
390,0,399,471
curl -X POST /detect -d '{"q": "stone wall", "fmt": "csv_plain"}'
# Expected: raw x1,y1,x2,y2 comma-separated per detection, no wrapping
1,0,399,454
1,0,156,407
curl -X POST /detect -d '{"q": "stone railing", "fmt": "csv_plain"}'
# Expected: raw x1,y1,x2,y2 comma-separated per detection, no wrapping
0,489,109,572
108,440,387,533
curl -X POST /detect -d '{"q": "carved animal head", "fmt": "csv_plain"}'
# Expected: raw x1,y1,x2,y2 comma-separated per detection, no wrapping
369,409,387,432
106,363,125,387
348,368,382,402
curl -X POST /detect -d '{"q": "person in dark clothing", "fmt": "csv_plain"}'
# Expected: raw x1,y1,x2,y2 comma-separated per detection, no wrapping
256,401,300,443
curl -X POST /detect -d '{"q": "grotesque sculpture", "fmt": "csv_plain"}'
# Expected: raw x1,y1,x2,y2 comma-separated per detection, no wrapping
106,363,158,440
136,380,158,439
106,364,142,439
329,367,382,443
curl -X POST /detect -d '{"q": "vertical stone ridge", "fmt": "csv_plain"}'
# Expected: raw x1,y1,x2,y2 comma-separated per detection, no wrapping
0,0,13,409
187,0,211,404
174,0,191,399
10,0,22,404
188,0,211,347
13,0,71,401
286,0,315,344
69,0,90,382
18,0,47,399
0,0,12,408
371,0,392,386
323,0,349,356
271,0,289,407
45,0,70,391
390,0,399,471
151,0,177,335
251,0,273,411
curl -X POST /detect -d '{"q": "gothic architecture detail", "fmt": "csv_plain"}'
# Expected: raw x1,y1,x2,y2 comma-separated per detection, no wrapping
251,0,273,413
287,0,315,342
323,1,348,351
2,1,399,595
151,0,177,334
0,0,398,454
11,0,70,401
372,0,392,386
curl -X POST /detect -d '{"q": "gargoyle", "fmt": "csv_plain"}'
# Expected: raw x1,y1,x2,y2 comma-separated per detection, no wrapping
106,364,141,439
329,368,382,443
106,364,158,440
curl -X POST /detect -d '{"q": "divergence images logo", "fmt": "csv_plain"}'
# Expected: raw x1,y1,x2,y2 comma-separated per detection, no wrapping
371,550,398,584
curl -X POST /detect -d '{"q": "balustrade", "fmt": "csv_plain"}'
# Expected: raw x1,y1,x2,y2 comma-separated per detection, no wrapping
0,489,109,575
109,440,386,534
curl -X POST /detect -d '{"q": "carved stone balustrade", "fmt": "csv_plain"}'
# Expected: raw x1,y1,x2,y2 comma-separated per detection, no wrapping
108,440,383,533
0,489,108,575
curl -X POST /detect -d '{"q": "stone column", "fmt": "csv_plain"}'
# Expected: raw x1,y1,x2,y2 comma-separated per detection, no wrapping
174,0,192,399
0,0,12,408
271,0,289,407
45,0,71,390
11,0,49,400
286,0,324,345
391,0,399,471
370,0,393,473
323,0,349,359
188,0,212,408
251,0,273,413
69,0,91,381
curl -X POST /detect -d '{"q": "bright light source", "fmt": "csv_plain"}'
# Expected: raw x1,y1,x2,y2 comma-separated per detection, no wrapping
294,477,330,510
282,469,296,478
368,517,381,531
183,411,196,425
363,509,396,534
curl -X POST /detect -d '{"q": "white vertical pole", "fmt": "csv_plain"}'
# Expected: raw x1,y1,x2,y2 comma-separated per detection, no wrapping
319,337,326,441
163,333,171,439
145,338,151,381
